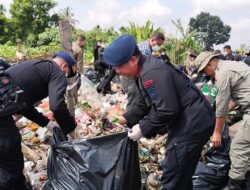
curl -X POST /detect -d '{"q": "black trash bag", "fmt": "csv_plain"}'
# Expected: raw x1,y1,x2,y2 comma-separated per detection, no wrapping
42,181,54,190
193,125,231,190
46,130,141,190
83,68,99,84
52,126,68,144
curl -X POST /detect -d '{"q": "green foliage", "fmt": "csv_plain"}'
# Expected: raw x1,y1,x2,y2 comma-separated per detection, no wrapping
0,44,60,61
58,7,78,27
23,44,60,57
0,5,15,44
5,41,14,46
165,19,202,64
0,14,7,43
26,33,37,47
74,26,119,63
37,27,60,46
189,12,231,48
0,44,16,59
0,4,6,14
1,15,203,65
9,0,57,44
119,20,162,42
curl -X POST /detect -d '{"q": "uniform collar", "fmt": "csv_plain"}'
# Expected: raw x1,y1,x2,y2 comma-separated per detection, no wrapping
215,60,224,73
137,54,147,75
74,42,83,49
138,54,146,67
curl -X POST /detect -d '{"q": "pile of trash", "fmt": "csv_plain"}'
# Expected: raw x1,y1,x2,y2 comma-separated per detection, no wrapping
139,135,167,189
17,74,241,190
17,94,126,188
17,114,52,189
17,77,167,189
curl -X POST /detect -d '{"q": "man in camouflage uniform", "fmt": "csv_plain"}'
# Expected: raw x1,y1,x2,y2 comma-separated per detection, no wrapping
195,51,250,190
72,35,85,74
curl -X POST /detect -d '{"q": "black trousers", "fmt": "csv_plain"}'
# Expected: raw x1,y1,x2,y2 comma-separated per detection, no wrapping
161,127,214,190
0,115,27,190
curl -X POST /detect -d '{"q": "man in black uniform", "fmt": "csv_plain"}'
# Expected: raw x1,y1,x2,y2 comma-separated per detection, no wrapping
0,52,77,189
0,59,11,69
103,35,215,190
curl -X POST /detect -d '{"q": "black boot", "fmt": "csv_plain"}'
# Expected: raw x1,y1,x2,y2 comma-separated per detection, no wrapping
225,178,243,190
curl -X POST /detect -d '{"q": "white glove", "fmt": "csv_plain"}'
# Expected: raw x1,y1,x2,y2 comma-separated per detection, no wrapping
128,124,143,141
46,121,58,133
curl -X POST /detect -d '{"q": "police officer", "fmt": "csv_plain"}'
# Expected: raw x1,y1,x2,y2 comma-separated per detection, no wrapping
195,51,250,190
121,33,166,112
0,52,77,189
0,59,11,70
103,35,215,190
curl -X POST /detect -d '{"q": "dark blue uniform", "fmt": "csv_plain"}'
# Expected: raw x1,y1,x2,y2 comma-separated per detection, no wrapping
123,55,215,190
0,60,76,189
0,59,11,69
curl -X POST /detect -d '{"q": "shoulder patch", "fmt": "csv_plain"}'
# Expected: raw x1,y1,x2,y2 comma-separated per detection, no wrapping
143,80,158,100
143,80,153,89
146,86,158,99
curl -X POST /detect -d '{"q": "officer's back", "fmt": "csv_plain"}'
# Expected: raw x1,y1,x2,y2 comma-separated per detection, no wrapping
141,56,215,143
6,60,66,108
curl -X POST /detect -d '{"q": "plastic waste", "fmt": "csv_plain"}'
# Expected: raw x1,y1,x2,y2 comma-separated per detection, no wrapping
83,68,100,84
45,128,141,190
193,125,231,190
78,74,102,110
36,127,48,142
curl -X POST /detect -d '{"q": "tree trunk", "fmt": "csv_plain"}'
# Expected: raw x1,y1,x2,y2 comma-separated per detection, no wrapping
59,20,73,55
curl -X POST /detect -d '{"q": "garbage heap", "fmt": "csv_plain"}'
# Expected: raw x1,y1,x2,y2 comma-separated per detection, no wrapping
18,76,166,190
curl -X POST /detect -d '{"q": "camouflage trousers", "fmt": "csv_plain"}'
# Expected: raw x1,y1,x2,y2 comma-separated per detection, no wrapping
66,76,78,117
229,114,250,180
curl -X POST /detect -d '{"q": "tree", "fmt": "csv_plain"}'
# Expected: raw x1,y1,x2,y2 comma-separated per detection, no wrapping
188,12,231,48
78,26,119,62
58,7,78,27
119,20,162,42
9,0,57,44
165,19,202,64
0,15,6,43
0,4,6,15
37,27,60,46
0,4,9,44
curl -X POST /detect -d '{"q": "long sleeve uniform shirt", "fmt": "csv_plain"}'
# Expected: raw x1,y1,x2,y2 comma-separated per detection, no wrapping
215,60,250,119
6,60,76,134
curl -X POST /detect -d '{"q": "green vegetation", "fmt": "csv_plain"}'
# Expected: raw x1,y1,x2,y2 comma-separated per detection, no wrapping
189,12,231,49
165,19,203,64
0,1,232,64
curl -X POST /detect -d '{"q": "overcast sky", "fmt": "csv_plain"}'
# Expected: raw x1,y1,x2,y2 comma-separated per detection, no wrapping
1,0,250,50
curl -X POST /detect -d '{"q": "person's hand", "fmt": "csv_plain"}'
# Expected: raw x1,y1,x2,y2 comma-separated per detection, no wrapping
14,114,23,122
128,124,142,141
46,121,58,133
212,131,222,148
68,130,77,140
118,116,127,125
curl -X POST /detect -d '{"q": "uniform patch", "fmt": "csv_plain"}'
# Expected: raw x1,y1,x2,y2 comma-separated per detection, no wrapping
146,86,158,99
143,80,158,99
1,78,9,84
143,80,153,89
